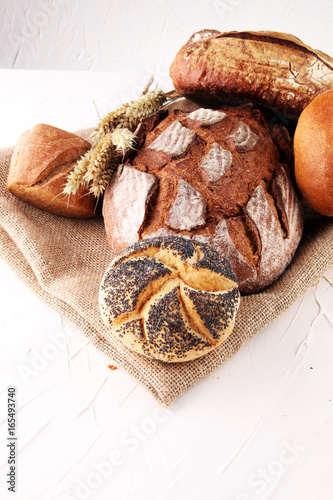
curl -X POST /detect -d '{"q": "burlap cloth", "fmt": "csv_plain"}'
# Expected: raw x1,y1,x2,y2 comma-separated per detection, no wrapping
1,110,333,407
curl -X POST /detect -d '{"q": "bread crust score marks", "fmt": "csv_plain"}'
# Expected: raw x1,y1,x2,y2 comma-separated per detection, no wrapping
102,164,158,253
187,108,228,126
102,105,304,294
165,179,206,230
169,29,333,116
99,236,240,363
273,166,304,261
148,120,196,157
210,166,304,293
212,219,258,291
200,143,233,182
230,122,259,152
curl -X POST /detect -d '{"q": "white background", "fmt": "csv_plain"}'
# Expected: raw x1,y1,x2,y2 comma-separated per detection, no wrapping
0,1,333,499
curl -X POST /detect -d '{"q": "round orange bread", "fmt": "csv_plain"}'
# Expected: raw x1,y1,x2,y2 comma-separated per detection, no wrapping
99,235,240,363
294,89,333,217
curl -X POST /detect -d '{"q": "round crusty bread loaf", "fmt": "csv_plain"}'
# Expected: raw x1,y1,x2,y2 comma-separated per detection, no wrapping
294,89,333,217
102,103,304,294
99,236,240,363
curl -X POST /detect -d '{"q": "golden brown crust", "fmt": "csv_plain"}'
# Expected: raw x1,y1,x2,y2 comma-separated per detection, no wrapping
7,124,96,218
169,29,333,116
294,89,333,217
99,236,240,363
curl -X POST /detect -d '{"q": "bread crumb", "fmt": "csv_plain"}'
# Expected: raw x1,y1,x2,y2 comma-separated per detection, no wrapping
107,364,118,370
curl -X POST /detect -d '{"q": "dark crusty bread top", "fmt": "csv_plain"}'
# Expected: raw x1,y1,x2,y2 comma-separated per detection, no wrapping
132,106,282,223
103,104,304,294
7,124,96,219
99,235,240,363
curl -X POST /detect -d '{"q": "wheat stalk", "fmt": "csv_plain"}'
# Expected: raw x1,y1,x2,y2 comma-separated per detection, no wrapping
93,87,168,140
88,128,137,197
63,82,179,198
63,148,94,196
87,154,121,198
111,128,136,156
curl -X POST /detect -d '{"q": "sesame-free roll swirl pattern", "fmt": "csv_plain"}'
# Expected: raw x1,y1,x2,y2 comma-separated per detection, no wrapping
99,236,240,363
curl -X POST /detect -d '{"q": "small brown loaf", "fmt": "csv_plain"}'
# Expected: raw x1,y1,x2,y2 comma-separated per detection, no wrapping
7,124,96,218
99,236,240,363
294,89,333,217
169,29,333,116
103,103,304,294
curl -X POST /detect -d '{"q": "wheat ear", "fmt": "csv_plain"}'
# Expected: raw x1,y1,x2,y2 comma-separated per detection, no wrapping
86,128,136,197
94,87,168,139
63,83,178,198
63,148,94,196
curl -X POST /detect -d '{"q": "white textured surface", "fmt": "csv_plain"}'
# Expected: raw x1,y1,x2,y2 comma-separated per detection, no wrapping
1,1,333,499
1,0,333,73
